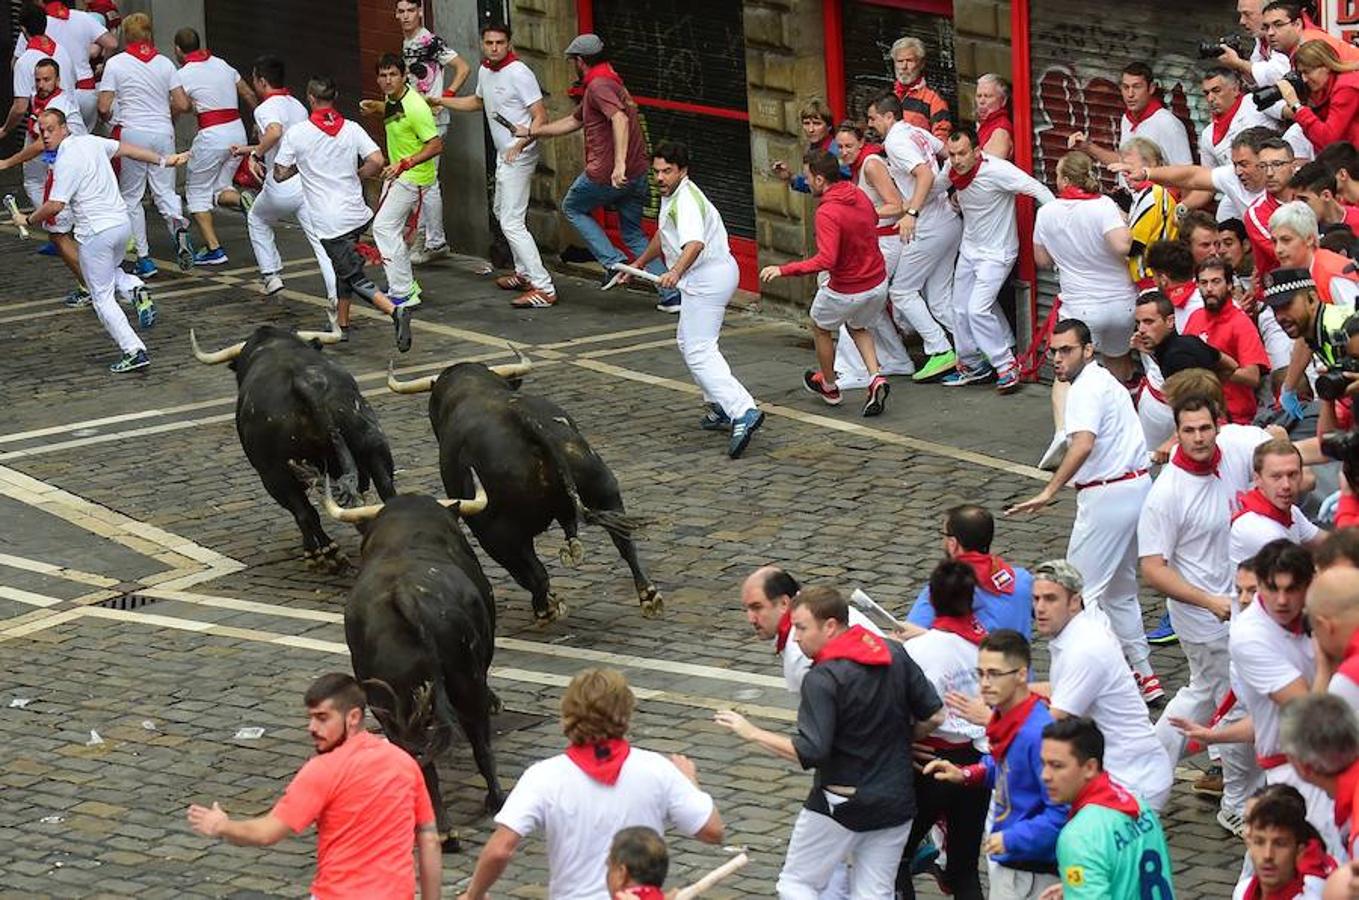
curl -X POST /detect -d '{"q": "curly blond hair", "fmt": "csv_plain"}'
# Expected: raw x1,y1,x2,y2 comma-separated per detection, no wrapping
561,668,635,745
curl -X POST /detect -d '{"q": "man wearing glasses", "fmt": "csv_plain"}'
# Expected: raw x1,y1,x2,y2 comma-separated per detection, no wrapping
1009,321,1163,707
1111,125,1273,223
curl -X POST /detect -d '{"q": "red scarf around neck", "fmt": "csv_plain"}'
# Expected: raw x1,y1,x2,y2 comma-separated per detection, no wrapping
263,87,291,99
29,88,61,137
955,550,1017,596
43,1,69,19
1125,96,1165,128
1334,758,1359,830
949,156,985,192
1257,595,1306,635
977,107,1013,153
893,77,924,101
482,51,519,72
1337,629,1359,693
26,35,56,56
1166,280,1197,308
1070,771,1141,820
849,144,883,184
932,614,988,646
1233,487,1292,527
1212,93,1245,145
183,49,211,64
564,738,631,785
583,61,623,88
814,625,892,667
309,107,345,137
620,887,666,900
987,693,1043,764
774,609,793,654
1242,838,1336,899
125,41,157,63
1171,445,1221,478
1059,185,1101,201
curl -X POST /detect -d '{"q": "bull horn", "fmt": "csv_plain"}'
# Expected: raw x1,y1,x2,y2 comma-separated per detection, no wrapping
487,346,532,380
438,468,488,516
321,476,385,523
387,361,438,394
296,314,343,345
189,329,246,365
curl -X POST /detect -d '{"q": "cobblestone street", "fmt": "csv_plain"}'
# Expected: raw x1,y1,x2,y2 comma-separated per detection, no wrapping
0,209,1233,899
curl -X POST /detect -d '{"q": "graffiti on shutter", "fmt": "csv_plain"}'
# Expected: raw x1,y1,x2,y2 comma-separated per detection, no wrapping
841,1,957,123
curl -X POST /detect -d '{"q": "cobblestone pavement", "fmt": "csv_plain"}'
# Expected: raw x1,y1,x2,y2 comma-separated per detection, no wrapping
0,202,1233,898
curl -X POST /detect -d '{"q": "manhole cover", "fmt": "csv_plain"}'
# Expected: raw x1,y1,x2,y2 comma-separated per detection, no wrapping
97,593,160,611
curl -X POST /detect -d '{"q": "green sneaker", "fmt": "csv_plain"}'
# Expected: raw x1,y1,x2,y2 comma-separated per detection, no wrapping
110,349,149,373
912,350,958,383
132,286,157,328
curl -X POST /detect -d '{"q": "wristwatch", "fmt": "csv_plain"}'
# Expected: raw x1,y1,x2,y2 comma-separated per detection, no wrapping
905,208,920,218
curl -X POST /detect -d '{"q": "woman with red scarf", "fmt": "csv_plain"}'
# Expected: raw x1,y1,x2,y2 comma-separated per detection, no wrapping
1279,40,1359,149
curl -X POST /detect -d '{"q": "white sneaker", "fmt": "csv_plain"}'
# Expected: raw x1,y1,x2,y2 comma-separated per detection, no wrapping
1038,433,1067,471
260,273,284,296
410,243,449,265
1216,807,1245,838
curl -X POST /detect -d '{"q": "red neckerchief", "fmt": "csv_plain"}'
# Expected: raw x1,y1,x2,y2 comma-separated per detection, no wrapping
814,624,892,667
848,143,883,183
309,108,345,137
621,888,665,900
955,550,1017,596
125,41,157,63
482,51,519,72
1233,487,1293,528
28,88,61,138
932,614,987,646
977,107,1013,151
86,0,119,27
582,62,624,87
1242,838,1336,899
263,88,291,99
1125,97,1165,128
1059,185,1101,200
774,609,792,654
183,49,211,64
949,155,984,192
1212,93,1245,145
26,35,56,56
564,738,631,785
1334,757,1359,828
1259,37,1271,59
1070,771,1141,821
1256,594,1306,635
1171,445,1221,477
893,77,921,101
1166,280,1196,308
987,693,1043,764
43,1,69,19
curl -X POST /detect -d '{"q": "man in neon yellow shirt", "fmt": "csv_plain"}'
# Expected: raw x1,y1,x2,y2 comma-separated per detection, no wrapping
363,53,443,306
1041,716,1176,899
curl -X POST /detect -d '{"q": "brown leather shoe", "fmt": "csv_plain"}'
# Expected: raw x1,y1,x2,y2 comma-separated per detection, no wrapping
495,273,530,291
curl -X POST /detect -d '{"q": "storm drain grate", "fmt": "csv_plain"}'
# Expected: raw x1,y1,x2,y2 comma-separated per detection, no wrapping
97,593,161,611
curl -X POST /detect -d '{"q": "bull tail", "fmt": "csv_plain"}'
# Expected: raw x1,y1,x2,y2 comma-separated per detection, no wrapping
292,373,364,502
507,402,649,541
385,589,460,765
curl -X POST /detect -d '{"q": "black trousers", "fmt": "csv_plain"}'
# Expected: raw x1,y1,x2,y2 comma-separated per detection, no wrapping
895,744,988,900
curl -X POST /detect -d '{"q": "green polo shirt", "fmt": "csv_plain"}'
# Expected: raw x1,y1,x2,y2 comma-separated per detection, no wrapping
383,87,439,187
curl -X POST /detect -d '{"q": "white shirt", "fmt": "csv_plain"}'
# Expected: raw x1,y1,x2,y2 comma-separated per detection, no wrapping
781,607,880,693
1218,424,1275,497
903,630,985,748
1032,195,1138,307
44,9,107,86
177,54,241,122
1330,670,1359,712
1049,609,1173,801
1199,95,1274,169
882,120,954,229
657,177,732,289
1252,40,1292,87
1064,361,1148,484
403,27,459,129
948,154,1054,262
1119,106,1193,165
47,134,127,242
495,749,715,900
1229,505,1321,569
1232,872,1327,900
475,59,542,160
858,154,896,228
1230,596,1314,756
14,44,78,100
1285,123,1316,162
274,117,380,240
253,92,308,186
29,90,85,140
99,50,181,134
1211,164,1265,223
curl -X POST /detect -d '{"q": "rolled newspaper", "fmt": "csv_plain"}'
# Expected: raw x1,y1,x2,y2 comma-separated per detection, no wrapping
848,588,905,633
4,194,28,238
602,262,663,292
673,852,749,900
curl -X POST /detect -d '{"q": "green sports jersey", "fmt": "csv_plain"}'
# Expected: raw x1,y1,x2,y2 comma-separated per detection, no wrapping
1057,804,1176,900
383,88,439,186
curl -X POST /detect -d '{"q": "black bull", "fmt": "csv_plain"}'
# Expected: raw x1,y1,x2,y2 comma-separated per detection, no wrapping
189,323,396,568
388,353,662,622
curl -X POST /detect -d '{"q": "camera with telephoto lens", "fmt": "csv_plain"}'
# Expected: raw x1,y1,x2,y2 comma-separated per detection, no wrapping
1251,70,1310,108
1315,314,1359,403
1198,36,1247,59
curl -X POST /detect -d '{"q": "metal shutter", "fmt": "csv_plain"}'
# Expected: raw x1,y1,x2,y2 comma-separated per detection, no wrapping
841,0,958,123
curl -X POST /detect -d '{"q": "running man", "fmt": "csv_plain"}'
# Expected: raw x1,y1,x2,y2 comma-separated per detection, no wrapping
10,0,116,132
624,142,763,458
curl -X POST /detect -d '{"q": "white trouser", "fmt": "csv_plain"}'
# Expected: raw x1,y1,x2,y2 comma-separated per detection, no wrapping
987,862,1059,900
417,174,445,247
494,151,551,291
374,178,424,296
1266,763,1344,860
1068,475,1152,672
80,220,145,354
118,128,185,258
835,236,915,388
776,808,913,899
185,122,246,213
953,252,1015,371
1137,387,1174,452
676,257,756,419
1220,704,1261,815
22,143,45,209
1155,635,1233,809
76,89,98,133
246,180,338,301
890,213,961,352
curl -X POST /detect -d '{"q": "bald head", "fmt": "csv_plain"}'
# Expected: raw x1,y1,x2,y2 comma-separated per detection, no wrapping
1308,566,1359,662
740,566,799,640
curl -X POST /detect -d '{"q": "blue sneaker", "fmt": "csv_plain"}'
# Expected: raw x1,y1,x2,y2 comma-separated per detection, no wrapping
728,409,765,459
63,286,92,308
36,241,57,256
192,246,228,266
941,363,996,386
109,349,149,373
131,286,156,328
996,365,1022,395
132,256,158,278
699,403,731,432
656,296,681,313
1148,612,1178,646
911,837,940,875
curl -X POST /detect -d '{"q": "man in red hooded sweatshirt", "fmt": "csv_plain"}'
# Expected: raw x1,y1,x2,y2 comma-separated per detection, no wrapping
761,149,892,417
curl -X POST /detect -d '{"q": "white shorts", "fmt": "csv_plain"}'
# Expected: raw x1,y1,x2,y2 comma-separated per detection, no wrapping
1062,299,1134,357
809,279,888,331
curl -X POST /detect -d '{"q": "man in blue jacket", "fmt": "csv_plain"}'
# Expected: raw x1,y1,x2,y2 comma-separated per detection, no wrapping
907,505,1034,636
924,629,1066,899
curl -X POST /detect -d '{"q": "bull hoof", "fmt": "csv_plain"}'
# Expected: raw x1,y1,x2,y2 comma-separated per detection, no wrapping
639,586,664,618
533,595,568,626
317,542,350,573
559,537,586,568
440,831,461,854
485,788,506,814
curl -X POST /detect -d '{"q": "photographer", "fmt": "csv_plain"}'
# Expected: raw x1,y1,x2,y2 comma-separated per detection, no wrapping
1213,0,1290,87
1261,1,1359,64
1278,40,1359,149
1261,267,1357,434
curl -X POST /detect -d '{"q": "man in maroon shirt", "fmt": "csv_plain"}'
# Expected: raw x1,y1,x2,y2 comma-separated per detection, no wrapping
516,33,678,311
761,149,891,417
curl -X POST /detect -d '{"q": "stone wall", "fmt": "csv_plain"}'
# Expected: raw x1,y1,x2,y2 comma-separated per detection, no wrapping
953,0,1013,122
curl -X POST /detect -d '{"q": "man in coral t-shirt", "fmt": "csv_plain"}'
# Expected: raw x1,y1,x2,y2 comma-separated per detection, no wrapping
187,673,440,899
1183,256,1271,424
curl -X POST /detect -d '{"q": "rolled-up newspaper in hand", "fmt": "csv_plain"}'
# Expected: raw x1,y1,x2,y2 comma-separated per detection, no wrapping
602,262,663,292
849,588,905,633
4,194,28,238
673,852,749,900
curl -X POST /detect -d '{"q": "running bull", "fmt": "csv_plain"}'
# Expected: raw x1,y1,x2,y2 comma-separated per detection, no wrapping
324,474,504,848
387,352,662,622
189,321,396,569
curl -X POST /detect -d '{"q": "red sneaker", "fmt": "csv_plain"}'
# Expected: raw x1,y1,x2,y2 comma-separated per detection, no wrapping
495,273,530,291
802,370,842,406
1134,672,1166,705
